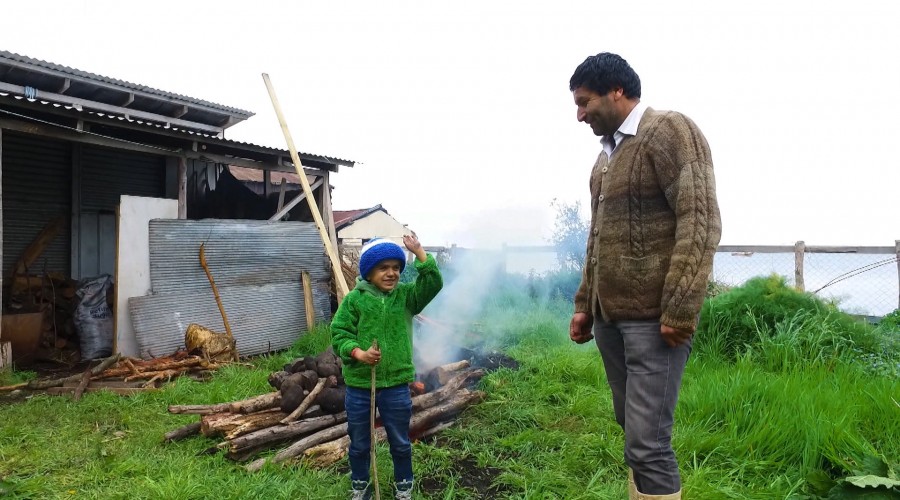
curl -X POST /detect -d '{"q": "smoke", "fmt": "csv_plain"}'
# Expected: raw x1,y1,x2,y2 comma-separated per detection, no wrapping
413,248,507,374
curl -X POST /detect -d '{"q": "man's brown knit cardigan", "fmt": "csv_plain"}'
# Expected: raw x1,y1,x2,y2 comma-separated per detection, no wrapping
574,107,722,331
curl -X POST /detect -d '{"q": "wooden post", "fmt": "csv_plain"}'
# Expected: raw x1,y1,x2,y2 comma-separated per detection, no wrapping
301,271,316,331
896,240,900,309
319,171,343,302
276,178,286,213
261,74,349,299
794,240,805,291
177,157,187,219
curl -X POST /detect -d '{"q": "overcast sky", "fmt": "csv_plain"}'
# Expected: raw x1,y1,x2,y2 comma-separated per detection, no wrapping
2,0,898,248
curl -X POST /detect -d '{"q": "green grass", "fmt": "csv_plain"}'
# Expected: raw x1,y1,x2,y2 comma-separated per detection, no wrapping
1,285,898,499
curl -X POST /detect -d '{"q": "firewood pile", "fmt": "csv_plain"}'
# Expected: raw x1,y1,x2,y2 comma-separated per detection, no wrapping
0,351,223,398
163,350,487,472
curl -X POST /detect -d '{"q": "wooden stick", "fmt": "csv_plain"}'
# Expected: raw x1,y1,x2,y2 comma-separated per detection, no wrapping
72,365,93,401
370,338,381,499
227,412,346,459
261,73,349,299
247,389,486,472
168,391,281,415
11,354,122,391
281,378,327,424
163,422,202,442
199,243,239,361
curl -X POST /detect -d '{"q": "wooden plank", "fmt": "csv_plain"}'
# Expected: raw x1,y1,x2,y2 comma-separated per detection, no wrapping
177,157,187,219
276,179,286,213
301,271,315,331
0,342,11,370
794,241,805,291
261,74,349,299
268,177,324,221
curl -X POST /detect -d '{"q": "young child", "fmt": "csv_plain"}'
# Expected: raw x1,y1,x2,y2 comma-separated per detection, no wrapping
331,234,443,500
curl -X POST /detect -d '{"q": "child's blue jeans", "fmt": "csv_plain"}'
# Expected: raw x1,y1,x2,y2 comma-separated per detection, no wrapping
345,384,414,487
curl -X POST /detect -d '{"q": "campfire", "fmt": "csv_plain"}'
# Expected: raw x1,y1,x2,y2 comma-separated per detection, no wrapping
163,342,516,471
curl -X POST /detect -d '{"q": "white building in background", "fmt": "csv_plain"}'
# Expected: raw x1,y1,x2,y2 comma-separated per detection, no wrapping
333,204,413,251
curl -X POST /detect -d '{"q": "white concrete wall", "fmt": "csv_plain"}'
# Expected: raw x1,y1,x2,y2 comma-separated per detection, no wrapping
114,196,178,357
337,211,413,248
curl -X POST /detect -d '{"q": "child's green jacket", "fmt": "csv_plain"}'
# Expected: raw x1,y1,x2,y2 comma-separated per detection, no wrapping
331,254,443,389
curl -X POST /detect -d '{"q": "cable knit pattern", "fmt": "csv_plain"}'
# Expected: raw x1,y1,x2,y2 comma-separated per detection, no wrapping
573,108,721,330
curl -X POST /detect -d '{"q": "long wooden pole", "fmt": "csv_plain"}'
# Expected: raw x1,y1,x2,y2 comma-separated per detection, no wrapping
261,74,349,299
370,338,380,500
199,243,239,361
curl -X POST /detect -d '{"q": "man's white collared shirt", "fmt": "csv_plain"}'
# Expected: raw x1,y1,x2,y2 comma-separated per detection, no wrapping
601,101,648,159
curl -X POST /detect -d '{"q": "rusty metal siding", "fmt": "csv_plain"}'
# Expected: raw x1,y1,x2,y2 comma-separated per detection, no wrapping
128,219,332,358
1,131,71,275
146,219,331,294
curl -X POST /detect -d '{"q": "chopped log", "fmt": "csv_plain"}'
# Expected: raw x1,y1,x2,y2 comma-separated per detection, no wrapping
245,421,348,472
413,369,484,411
434,360,470,386
200,408,286,438
164,422,202,442
168,391,281,415
416,421,455,441
302,435,351,468
247,389,486,471
281,378,327,424
228,412,347,461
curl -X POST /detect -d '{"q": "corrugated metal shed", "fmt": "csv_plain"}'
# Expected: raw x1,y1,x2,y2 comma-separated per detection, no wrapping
128,219,332,358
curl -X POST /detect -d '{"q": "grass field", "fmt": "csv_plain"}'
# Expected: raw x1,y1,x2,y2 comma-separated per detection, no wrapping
1,276,897,499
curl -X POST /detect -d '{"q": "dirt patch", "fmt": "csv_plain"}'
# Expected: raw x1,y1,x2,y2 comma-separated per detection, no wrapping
418,454,510,499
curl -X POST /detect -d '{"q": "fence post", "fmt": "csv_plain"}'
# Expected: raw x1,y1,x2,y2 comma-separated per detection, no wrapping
896,240,900,309
794,240,805,291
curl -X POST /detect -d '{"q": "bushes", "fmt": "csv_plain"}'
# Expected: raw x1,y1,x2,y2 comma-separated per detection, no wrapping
695,275,897,376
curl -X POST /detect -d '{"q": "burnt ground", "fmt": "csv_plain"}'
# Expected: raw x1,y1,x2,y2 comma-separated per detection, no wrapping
418,453,512,499
336,442,512,499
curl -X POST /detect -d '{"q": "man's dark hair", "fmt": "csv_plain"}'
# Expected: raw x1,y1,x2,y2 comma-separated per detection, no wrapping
569,52,641,99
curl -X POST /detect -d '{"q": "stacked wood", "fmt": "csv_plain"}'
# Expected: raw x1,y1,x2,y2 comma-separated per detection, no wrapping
161,353,487,469
0,351,225,394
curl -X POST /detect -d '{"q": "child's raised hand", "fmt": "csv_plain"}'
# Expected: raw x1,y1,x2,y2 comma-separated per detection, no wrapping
403,234,426,262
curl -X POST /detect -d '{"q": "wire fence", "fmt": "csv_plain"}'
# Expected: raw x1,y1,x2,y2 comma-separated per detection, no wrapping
427,242,900,318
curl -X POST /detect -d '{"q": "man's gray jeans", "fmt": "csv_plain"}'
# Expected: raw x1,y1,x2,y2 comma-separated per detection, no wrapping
594,319,691,495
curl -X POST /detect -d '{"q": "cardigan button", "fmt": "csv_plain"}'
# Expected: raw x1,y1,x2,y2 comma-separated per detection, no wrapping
601,166,608,173
598,194,605,202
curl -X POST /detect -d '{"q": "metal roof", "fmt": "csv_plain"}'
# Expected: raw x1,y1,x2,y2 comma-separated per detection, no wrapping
0,50,252,132
0,91,356,169
333,204,386,229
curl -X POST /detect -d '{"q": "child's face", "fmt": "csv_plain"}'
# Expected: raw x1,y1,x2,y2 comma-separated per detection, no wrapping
367,259,402,292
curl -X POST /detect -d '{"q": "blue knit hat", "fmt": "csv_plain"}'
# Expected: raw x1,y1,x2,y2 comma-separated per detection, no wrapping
359,238,406,280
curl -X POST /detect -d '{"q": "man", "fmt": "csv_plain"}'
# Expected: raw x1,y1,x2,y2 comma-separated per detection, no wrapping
568,53,721,499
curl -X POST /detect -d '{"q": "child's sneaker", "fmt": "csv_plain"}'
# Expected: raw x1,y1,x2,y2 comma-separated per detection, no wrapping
395,479,414,500
350,480,371,500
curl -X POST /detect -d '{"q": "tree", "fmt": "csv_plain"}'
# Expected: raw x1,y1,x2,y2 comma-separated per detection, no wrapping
549,199,589,273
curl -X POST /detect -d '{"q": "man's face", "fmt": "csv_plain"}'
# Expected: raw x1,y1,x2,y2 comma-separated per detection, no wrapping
367,259,402,292
573,86,620,137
